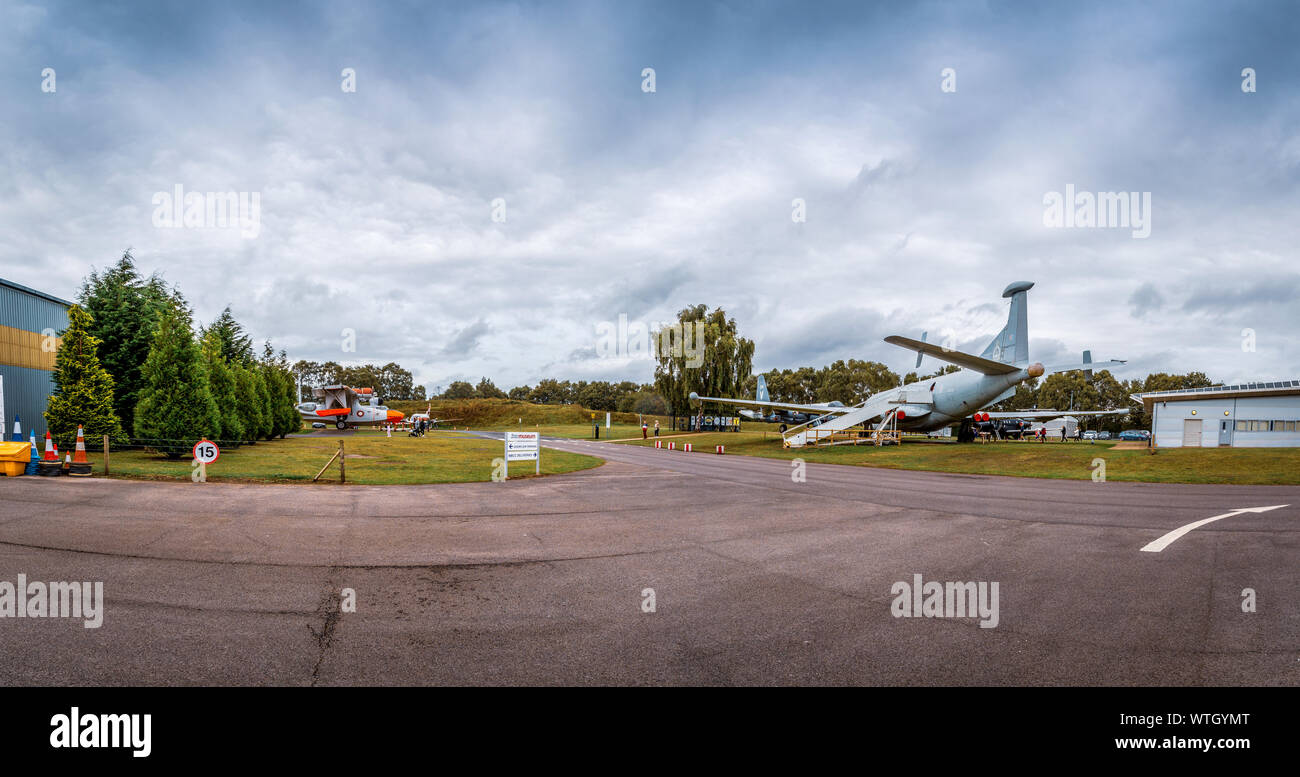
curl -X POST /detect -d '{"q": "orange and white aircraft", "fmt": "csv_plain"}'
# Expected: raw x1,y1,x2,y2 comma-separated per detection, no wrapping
297,385,404,430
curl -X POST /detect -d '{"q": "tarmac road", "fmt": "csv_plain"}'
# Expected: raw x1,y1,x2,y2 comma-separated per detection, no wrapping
0,435,1296,686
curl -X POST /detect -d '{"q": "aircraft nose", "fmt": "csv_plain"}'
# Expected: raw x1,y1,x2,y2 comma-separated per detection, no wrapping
387,411,405,422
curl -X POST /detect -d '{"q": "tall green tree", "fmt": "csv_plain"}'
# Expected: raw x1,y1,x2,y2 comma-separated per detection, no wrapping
233,364,266,444
133,295,221,458
200,329,244,445
654,305,754,416
259,342,298,439
77,250,169,435
206,306,255,365
44,304,128,449
247,367,274,441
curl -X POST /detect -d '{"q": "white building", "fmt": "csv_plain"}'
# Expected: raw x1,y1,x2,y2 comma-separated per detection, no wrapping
1131,380,1300,448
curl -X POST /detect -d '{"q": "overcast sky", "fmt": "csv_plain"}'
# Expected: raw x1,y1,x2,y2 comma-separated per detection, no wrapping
2,0,1297,392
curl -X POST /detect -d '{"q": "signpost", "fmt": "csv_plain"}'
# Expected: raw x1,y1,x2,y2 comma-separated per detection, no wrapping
504,431,540,479
192,438,220,481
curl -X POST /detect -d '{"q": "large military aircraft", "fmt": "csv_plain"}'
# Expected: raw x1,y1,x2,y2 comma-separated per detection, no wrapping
297,385,405,430
691,281,1129,445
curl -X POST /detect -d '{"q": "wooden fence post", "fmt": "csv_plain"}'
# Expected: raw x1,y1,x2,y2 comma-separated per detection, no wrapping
103,434,110,475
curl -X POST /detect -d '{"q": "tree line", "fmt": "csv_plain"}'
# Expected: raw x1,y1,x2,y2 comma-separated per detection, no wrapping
439,377,668,415
44,251,298,457
291,360,425,402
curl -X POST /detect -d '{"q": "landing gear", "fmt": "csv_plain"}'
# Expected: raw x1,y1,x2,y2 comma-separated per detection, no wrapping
335,420,347,430
779,424,788,433
957,419,975,443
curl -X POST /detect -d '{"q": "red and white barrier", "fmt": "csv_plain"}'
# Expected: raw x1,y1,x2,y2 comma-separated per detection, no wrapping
654,440,662,448
683,443,693,452
667,442,675,450
716,445,725,454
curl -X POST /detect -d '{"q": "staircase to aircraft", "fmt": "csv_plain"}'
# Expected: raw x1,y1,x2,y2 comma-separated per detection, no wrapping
782,396,892,448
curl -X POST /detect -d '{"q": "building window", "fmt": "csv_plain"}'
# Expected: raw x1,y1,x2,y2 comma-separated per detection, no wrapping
1235,420,1248,431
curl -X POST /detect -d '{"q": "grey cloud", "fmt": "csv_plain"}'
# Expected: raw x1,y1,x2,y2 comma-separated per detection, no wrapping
1128,282,1165,318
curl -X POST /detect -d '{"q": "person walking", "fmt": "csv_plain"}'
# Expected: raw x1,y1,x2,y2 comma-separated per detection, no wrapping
642,422,648,439
654,420,660,437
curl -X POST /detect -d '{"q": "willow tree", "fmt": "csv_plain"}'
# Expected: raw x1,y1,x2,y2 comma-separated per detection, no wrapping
653,304,754,416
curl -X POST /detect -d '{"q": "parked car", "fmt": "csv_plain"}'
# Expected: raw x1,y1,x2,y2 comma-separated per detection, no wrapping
1096,431,1113,440
1082,430,1098,440
1118,430,1148,441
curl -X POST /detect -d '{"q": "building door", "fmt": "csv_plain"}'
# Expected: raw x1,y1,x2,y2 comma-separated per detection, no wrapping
1182,419,1202,447
1219,419,1232,446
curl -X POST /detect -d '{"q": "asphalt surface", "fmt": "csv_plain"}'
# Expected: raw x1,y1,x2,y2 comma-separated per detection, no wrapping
1,434,1296,686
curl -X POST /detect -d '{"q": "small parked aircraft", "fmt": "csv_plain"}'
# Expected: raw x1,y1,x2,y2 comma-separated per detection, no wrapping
739,374,845,430
297,385,405,430
692,281,1129,445
408,402,462,429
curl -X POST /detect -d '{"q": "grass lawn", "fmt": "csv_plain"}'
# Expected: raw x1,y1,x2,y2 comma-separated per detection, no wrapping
81,432,602,485
618,431,1300,485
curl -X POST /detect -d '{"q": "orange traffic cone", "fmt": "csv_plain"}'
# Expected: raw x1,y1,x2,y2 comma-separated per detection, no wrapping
42,432,57,461
72,425,89,464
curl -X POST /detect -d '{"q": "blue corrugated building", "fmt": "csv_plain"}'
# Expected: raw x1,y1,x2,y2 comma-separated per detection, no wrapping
0,277,72,439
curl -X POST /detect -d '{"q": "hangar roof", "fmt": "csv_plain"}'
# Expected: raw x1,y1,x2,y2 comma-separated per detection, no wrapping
0,277,73,307
1131,380,1300,413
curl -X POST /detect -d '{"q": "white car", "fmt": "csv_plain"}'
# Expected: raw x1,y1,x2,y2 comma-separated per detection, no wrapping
1082,430,1098,440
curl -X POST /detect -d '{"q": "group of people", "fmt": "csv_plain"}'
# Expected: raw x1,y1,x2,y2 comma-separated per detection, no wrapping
1028,426,1085,442
640,420,661,439
408,418,432,437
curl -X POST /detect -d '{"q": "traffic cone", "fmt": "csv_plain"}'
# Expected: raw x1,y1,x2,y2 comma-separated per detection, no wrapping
11,415,21,442
72,425,89,464
26,431,39,475
42,432,57,461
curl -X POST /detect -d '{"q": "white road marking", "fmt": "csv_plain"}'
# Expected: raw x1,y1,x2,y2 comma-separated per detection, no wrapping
1140,505,1290,552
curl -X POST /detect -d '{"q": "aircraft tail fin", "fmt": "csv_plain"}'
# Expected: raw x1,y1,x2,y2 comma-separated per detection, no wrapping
980,281,1033,366
756,374,770,403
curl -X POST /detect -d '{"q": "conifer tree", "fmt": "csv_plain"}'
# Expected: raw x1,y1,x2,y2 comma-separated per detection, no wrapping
133,294,221,458
200,329,244,446
248,367,273,441
78,250,168,435
233,365,265,444
44,305,127,449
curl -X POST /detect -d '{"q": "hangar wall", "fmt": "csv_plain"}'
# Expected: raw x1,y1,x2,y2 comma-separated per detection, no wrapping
0,278,70,440
1153,395,1300,448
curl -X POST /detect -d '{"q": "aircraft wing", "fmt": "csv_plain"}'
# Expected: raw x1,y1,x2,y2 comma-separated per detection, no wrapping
982,409,1131,419
688,393,854,417
1043,359,1126,376
884,336,1021,375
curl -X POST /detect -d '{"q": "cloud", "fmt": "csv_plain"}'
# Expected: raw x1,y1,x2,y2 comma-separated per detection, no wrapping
0,1,1297,391
1128,282,1165,318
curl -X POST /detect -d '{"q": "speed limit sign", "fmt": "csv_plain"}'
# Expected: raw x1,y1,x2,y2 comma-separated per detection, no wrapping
193,439,220,464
